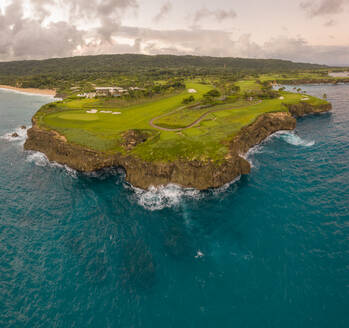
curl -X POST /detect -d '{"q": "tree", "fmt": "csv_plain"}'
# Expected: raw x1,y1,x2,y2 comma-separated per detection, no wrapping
204,89,221,98
323,93,327,99
182,95,195,104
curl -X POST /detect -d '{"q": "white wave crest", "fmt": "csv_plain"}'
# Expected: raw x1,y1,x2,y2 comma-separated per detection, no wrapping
26,151,49,166
277,131,315,147
132,176,242,211
133,184,202,211
1,126,29,144
25,151,77,177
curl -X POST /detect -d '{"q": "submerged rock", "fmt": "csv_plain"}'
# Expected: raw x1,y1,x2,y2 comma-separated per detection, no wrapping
21,125,26,130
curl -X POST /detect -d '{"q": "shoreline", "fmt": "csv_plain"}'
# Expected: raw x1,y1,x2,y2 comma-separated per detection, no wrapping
0,85,56,97
23,101,331,190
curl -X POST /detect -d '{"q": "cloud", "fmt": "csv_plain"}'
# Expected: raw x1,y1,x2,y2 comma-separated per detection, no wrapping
193,8,237,23
153,1,172,22
300,0,348,16
0,0,348,66
0,1,84,60
65,0,138,40
116,27,349,65
0,0,139,60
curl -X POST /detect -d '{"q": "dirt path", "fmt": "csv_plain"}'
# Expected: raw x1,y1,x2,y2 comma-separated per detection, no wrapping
149,100,262,132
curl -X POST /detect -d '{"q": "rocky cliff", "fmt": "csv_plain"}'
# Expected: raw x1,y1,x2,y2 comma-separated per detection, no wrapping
24,102,331,190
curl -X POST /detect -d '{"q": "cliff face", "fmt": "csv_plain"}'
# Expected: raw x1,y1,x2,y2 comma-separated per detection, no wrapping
24,126,251,190
286,102,332,118
24,102,331,190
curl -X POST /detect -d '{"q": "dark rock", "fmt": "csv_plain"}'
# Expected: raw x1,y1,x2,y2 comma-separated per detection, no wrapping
21,125,26,129
286,102,332,118
121,129,153,150
11,132,19,138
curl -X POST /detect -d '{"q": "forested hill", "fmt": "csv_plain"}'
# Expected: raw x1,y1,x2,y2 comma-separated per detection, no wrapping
0,54,325,76
0,54,326,90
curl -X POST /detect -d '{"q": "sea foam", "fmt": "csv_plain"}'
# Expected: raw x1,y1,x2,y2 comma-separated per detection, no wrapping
276,131,315,147
0,126,29,145
132,184,202,211
25,151,77,178
132,176,242,211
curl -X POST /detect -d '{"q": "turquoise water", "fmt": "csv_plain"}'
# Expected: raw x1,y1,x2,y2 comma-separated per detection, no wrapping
0,85,348,327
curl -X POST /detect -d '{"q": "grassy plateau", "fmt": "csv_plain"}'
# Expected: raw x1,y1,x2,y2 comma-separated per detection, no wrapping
34,80,329,162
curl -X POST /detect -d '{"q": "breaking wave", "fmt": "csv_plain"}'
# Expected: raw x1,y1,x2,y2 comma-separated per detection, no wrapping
0,126,28,144
276,131,315,147
25,151,77,178
132,176,242,211
133,184,202,211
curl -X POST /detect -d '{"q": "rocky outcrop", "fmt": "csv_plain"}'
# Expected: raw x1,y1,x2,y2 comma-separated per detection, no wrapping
286,102,332,118
121,129,154,151
24,126,250,190
24,102,331,190
230,112,296,155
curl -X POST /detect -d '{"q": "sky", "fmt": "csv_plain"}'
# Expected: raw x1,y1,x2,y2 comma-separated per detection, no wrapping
0,0,348,65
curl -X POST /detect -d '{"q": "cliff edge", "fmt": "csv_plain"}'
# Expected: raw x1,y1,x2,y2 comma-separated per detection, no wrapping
24,102,331,190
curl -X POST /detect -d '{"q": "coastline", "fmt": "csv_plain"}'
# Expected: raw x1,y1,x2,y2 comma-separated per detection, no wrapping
0,85,56,97
24,101,331,190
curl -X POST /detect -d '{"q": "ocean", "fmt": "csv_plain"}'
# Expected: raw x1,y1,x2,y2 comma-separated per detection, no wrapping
0,85,348,327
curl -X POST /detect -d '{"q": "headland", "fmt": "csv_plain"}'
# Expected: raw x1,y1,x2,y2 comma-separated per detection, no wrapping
23,78,331,190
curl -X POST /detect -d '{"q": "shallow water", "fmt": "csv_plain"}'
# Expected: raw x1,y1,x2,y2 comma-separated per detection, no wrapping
0,85,348,327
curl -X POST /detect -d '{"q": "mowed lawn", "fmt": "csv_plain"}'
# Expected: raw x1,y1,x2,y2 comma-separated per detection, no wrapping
133,92,323,161
235,80,262,92
40,81,327,161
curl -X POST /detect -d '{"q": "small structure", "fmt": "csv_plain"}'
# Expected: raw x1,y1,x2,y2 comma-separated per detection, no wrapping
188,89,197,93
78,92,96,99
86,109,98,114
95,87,128,97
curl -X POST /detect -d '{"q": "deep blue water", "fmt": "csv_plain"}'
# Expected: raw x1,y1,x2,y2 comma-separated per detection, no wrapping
0,85,348,327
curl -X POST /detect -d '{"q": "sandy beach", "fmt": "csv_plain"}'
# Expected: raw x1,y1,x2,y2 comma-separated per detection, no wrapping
0,85,56,97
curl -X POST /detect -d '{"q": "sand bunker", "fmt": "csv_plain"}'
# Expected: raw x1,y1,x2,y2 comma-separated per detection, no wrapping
86,109,122,115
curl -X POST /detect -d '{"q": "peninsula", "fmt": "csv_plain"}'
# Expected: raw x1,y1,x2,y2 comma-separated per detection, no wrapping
23,77,331,190
0,54,338,189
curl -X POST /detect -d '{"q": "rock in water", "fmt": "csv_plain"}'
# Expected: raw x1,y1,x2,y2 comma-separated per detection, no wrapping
11,132,19,138
21,125,26,129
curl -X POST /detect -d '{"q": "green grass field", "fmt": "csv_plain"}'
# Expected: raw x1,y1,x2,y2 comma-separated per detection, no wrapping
235,80,262,92
36,80,329,162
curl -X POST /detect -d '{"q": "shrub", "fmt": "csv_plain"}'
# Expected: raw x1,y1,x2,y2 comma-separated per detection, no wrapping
182,95,195,104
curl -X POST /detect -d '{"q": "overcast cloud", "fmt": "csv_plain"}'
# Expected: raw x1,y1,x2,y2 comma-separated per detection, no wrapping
300,0,348,17
0,0,348,65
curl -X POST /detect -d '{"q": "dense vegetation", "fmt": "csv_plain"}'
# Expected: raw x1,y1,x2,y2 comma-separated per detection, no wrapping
0,54,327,95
